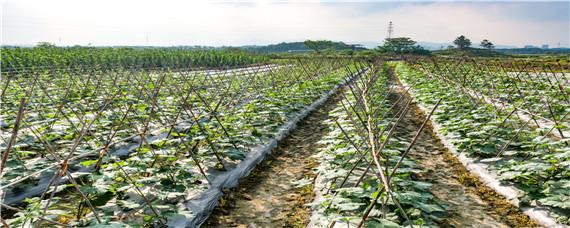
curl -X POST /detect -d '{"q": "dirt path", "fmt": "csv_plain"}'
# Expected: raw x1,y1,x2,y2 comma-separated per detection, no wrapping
388,70,537,227
393,105,510,227
204,69,536,228
205,91,344,228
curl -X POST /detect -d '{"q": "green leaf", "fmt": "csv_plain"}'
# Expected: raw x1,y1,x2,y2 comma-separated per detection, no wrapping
80,159,98,167
367,219,401,228
335,201,365,211
539,195,570,209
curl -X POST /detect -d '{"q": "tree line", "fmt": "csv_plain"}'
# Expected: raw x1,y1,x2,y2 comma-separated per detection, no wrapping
1,43,269,72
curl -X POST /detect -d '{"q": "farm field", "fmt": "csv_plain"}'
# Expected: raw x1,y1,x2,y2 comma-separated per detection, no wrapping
3,1,570,227
2,49,569,227
206,58,570,227
0,48,367,226
393,58,570,226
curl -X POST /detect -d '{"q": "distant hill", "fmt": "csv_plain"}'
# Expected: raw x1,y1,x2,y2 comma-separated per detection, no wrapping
433,48,506,57
418,42,517,50
495,48,570,55
356,41,517,51
239,41,367,53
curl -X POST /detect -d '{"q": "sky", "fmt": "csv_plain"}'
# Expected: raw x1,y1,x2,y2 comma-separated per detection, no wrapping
1,0,569,48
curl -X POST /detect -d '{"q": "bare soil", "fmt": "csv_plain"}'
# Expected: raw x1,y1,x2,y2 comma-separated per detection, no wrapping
204,69,538,228
204,91,344,228
388,69,538,227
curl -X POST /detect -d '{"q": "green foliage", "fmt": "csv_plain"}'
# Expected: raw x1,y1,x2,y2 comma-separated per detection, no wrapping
378,37,430,55
393,60,570,225
2,58,360,226
453,35,472,50
240,41,367,54
310,66,446,227
301,40,365,54
1,46,268,72
304,40,335,53
480,39,494,50
497,48,570,55
433,47,505,57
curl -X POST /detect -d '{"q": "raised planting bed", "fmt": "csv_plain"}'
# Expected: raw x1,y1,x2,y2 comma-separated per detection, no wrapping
394,61,570,226
0,59,364,227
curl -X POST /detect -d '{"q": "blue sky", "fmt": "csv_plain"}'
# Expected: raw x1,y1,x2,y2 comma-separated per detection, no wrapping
2,0,569,47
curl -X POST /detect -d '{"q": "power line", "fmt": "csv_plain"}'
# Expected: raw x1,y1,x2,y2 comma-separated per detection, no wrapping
387,21,393,39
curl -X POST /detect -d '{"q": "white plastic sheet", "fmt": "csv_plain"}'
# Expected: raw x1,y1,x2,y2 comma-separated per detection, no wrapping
398,78,566,228
174,69,368,227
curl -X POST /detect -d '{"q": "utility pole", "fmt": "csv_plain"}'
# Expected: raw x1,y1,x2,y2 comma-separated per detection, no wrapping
387,21,394,39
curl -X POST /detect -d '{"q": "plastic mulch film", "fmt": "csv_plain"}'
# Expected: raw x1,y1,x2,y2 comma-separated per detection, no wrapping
168,69,368,227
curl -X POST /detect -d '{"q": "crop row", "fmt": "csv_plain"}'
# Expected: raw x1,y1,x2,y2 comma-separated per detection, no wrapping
1,46,269,73
409,57,570,137
394,61,570,225
0,59,363,226
310,60,446,227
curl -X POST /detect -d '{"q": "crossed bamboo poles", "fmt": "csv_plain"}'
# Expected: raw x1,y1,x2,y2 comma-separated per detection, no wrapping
401,56,568,190
410,56,570,140
323,56,567,226
0,58,361,226
315,59,442,227
4,56,563,226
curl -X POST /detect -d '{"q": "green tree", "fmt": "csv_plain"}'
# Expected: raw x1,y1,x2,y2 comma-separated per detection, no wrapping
453,35,472,50
383,37,416,52
303,40,334,53
36,42,56,48
304,40,329,53
480,39,494,49
378,37,429,55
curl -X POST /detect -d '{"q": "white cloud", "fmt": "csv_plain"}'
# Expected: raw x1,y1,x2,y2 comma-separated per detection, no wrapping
1,0,568,47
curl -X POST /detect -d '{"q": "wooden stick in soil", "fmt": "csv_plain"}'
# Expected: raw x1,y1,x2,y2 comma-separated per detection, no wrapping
185,140,210,183
0,115,196,191
7,108,93,222
355,98,413,187
44,86,133,223
367,100,413,220
0,98,25,175
388,98,441,181
496,117,533,157
363,79,391,221
99,150,167,225
22,123,104,224
537,110,570,142
1,217,9,228
355,187,384,228
0,75,11,102
323,120,370,210
95,104,134,170
183,106,227,170
338,94,367,137
0,202,70,227
331,92,409,195
23,126,66,213
19,114,95,214
358,88,441,228
193,87,242,152
543,96,566,139
341,96,404,187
